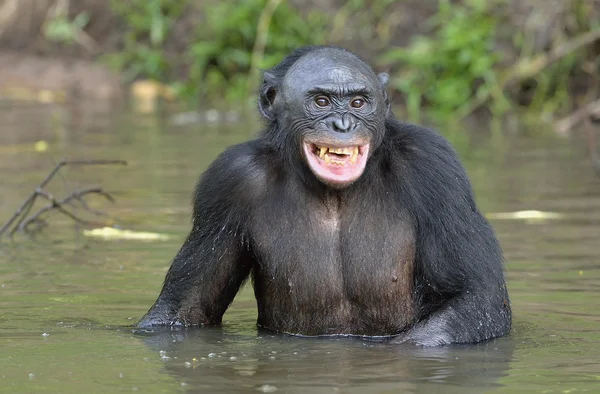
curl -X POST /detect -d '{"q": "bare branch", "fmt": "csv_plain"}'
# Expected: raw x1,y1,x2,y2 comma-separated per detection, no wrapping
554,98,600,135
0,159,127,239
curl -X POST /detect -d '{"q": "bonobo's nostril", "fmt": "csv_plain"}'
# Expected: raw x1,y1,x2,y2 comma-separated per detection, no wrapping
331,114,354,133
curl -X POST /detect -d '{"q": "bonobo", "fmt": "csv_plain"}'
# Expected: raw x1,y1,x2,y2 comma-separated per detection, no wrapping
138,46,512,346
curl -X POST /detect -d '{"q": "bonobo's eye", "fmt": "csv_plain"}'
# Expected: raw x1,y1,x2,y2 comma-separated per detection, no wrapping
314,96,330,107
350,97,366,109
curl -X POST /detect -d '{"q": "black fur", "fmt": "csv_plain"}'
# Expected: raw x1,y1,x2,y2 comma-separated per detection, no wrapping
138,46,511,346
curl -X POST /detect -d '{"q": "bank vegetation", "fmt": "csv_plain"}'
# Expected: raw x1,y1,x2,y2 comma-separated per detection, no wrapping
0,0,598,130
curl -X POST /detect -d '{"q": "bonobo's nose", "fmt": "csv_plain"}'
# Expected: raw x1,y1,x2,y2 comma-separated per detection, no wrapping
329,114,355,133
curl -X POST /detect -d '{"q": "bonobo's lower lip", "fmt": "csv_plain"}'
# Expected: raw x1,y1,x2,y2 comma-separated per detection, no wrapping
302,141,370,187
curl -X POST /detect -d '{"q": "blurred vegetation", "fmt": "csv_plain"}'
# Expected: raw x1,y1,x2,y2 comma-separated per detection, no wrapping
4,0,599,124
377,0,600,125
107,0,188,83
44,11,91,46
182,0,328,103
380,0,508,121
103,0,327,105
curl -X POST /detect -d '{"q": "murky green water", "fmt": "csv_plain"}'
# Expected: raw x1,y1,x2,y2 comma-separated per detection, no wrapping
1,101,599,393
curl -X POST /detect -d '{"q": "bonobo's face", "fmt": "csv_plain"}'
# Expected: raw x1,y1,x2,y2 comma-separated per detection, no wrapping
280,49,389,189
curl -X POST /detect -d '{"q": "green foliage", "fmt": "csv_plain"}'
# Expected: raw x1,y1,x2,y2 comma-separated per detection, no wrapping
180,0,328,104
107,0,187,82
106,0,327,105
380,0,505,122
44,12,90,44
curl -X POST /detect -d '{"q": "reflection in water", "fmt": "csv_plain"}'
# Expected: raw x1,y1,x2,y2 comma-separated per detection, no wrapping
136,326,516,393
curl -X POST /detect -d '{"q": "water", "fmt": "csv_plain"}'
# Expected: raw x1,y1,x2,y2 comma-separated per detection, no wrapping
1,100,599,393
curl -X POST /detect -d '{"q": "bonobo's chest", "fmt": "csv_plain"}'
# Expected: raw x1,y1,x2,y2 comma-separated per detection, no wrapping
249,186,417,336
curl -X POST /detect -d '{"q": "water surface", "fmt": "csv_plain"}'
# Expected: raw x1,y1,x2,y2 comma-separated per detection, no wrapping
1,101,599,393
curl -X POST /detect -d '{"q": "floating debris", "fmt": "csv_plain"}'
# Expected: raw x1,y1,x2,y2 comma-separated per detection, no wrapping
83,227,170,241
486,210,564,221
130,80,176,114
257,384,278,393
34,140,49,152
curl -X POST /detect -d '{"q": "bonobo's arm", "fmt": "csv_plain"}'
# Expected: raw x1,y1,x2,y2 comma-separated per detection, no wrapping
393,124,511,346
137,143,261,328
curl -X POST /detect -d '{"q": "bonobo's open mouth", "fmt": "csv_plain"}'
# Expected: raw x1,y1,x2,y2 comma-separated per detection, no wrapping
303,141,370,187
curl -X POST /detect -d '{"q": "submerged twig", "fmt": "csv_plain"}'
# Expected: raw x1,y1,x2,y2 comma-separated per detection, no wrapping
15,187,115,235
0,158,127,239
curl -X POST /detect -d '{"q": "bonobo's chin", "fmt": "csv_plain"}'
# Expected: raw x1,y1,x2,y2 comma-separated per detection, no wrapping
302,141,370,189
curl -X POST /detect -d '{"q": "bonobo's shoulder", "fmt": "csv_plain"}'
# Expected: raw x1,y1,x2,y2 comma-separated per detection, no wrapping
209,139,266,176
199,139,268,198
383,119,473,197
385,119,459,159
384,119,465,172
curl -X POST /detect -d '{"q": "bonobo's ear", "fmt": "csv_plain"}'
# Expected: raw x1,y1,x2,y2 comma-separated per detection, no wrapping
378,72,390,88
258,71,278,121
378,72,391,114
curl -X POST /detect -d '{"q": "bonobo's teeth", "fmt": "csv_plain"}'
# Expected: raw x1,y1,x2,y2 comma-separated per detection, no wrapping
350,150,358,164
314,144,361,165
319,146,327,158
328,147,354,155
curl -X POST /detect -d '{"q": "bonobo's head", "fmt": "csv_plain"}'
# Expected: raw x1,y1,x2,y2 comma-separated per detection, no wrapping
258,46,390,189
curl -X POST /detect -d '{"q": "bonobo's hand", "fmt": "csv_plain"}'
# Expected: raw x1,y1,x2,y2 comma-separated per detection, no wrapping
392,323,453,347
137,300,179,328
